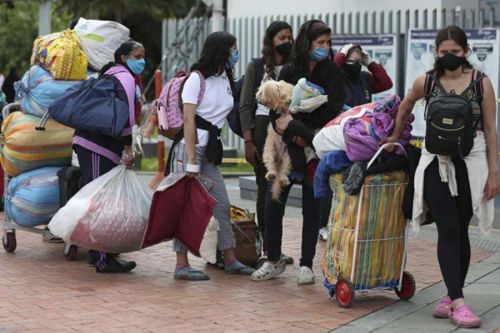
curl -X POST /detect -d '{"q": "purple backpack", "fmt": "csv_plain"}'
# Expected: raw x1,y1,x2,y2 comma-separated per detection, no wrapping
153,71,205,137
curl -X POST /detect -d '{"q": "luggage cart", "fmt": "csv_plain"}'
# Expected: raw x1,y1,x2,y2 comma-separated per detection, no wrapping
1,103,79,260
323,144,416,308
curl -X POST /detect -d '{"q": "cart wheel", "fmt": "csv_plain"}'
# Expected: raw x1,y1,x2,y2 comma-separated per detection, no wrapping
395,271,416,301
335,279,355,308
64,244,78,261
3,231,16,253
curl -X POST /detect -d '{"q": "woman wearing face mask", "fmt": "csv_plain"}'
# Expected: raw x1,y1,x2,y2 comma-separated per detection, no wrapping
239,21,294,264
251,20,345,284
335,44,393,108
387,26,499,328
73,40,145,273
168,32,255,280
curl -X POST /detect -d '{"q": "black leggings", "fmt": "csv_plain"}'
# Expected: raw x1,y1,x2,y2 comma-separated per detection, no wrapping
424,158,473,300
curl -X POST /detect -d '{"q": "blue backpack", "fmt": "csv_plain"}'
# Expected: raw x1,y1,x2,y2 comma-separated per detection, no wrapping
47,74,129,138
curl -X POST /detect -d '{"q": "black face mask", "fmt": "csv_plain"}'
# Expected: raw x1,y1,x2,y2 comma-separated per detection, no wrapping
437,53,465,71
275,42,292,56
343,62,362,78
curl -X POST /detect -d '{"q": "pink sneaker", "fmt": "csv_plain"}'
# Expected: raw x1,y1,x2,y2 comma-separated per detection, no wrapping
449,304,481,328
433,296,452,318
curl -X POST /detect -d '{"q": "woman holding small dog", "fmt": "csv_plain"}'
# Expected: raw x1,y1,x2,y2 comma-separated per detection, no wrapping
239,21,294,264
251,20,345,284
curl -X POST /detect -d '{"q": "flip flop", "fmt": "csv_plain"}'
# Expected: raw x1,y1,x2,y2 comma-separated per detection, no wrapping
174,266,210,281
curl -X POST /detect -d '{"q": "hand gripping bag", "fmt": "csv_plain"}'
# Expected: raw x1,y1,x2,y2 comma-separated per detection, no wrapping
48,166,153,253
0,111,74,177
31,30,88,81
73,18,130,71
5,167,62,227
15,65,81,117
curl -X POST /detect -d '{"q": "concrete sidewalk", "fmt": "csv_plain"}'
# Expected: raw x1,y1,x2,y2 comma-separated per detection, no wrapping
332,227,500,333
0,174,497,332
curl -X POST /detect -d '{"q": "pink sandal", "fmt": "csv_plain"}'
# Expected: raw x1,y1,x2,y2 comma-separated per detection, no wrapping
433,296,452,318
449,304,481,328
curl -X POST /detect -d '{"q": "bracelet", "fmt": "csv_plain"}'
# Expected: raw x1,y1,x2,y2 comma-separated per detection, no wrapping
186,163,200,173
244,140,253,144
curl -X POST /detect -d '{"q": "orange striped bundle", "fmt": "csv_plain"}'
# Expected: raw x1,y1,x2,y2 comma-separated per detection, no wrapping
322,171,408,289
0,111,74,177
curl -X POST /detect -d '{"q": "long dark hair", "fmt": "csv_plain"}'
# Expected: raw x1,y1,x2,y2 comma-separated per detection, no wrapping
433,25,473,78
100,39,144,75
292,20,331,77
191,31,236,89
261,21,293,79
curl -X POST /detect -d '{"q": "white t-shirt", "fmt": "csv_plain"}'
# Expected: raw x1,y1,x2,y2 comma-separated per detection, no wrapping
255,64,283,117
181,71,234,146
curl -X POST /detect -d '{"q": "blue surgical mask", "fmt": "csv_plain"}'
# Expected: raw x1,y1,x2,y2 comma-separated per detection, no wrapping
126,58,146,75
229,49,240,67
310,47,330,62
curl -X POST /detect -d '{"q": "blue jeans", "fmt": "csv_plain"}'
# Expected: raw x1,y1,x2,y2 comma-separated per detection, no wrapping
265,181,321,268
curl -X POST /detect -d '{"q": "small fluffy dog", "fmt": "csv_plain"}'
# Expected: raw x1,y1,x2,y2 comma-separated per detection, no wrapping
256,80,294,200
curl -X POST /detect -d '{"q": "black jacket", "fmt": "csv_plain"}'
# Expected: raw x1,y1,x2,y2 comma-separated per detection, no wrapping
277,59,346,130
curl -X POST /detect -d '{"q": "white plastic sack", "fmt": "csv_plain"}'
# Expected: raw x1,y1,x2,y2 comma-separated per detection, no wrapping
199,217,219,264
74,18,130,71
313,106,369,158
48,165,152,253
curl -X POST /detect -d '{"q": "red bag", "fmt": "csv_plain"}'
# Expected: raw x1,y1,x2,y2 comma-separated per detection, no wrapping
143,175,217,256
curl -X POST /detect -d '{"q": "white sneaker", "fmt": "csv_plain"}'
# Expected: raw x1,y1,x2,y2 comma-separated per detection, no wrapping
251,260,286,281
318,227,328,241
297,266,315,285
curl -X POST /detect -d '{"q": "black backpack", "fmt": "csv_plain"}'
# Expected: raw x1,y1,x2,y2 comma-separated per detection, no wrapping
227,58,264,137
424,70,485,158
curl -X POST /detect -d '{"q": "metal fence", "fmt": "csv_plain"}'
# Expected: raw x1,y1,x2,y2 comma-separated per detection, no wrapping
162,6,498,151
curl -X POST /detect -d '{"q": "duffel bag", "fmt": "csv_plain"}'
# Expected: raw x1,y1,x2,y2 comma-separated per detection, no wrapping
0,111,74,177
5,167,62,227
31,30,88,81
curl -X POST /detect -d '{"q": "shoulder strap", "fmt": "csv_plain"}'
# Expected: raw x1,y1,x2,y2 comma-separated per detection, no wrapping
469,70,486,105
252,57,265,92
423,73,435,105
192,70,206,104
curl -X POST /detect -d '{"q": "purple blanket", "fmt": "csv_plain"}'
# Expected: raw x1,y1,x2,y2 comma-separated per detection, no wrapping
343,95,413,162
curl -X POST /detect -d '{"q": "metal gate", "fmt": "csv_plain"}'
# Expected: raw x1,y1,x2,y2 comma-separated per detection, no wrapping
161,6,498,150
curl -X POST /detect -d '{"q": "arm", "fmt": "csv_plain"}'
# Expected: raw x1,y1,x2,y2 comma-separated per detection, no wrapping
239,61,257,134
239,61,260,167
183,103,198,176
480,76,500,200
334,52,346,67
366,62,393,93
386,74,426,146
311,63,346,127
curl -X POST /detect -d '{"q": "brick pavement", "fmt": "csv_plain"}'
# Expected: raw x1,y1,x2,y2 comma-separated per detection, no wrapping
0,212,492,333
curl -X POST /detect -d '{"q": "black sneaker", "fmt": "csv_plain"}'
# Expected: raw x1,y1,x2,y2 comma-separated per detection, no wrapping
281,253,294,265
96,257,136,273
87,250,99,266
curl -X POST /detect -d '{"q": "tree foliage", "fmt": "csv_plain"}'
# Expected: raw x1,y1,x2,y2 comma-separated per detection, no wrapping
0,0,206,99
